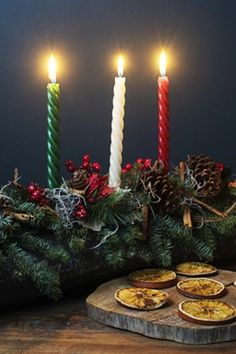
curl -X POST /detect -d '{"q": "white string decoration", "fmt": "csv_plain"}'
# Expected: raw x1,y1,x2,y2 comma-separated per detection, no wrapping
45,184,86,229
0,182,14,204
88,223,119,250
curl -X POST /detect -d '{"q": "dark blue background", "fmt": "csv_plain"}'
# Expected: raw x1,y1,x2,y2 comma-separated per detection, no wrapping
0,0,235,185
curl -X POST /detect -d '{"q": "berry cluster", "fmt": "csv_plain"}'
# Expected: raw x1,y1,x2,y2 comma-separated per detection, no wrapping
122,158,152,173
66,155,112,220
28,183,48,206
73,204,87,219
66,154,101,174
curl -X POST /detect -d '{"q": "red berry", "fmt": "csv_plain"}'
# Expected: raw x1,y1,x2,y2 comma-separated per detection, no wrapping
68,164,77,172
28,183,36,193
65,160,73,167
75,205,87,218
83,154,90,163
81,210,87,217
82,161,90,170
92,162,101,172
144,159,152,169
216,162,225,172
88,197,96,204
31,189,42,201
65,160,77,173
122,168,127,173
136,158,144,164
125,163,133,171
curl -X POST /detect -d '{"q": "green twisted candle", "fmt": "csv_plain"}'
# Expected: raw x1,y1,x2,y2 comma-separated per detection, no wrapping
47,82,60,189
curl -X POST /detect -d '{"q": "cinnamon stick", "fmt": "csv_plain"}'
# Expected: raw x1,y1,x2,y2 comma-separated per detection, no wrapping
179,162,192,228
142,205,149,241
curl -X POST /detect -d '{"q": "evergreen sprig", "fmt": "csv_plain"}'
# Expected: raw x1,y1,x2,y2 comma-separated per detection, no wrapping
0,156,236,300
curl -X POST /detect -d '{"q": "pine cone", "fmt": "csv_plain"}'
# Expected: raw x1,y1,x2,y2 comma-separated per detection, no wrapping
141,161,182,215
186,155,222,197
67,169,88,190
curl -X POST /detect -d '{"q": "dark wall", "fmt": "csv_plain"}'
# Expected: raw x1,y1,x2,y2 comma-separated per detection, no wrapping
0,0,235,185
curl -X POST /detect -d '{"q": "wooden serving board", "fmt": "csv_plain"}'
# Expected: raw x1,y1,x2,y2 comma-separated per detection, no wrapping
86,269,236,344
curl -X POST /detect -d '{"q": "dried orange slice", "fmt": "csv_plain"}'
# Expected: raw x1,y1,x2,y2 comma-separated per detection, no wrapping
177,278,225,299
128,269,177,289
175,262,217,276
115,287,168,310
178,299,236,325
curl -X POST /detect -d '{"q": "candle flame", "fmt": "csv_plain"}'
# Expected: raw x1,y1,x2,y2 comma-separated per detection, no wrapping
159,51,167,76
117,55,124,77
48,55,57,83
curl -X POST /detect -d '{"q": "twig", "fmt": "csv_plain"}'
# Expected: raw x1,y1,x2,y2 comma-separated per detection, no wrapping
13,168,19,183
12,167,22,188
4,209,34,222
225,201,236,216
69,188,85,196
192,197,226,218
192,215,225,223
192,200,236,222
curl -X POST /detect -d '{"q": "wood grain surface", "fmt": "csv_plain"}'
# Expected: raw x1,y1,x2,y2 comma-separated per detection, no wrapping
87,269,236,345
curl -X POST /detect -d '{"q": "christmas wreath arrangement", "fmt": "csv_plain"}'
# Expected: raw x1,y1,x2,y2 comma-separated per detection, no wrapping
0,154,236,303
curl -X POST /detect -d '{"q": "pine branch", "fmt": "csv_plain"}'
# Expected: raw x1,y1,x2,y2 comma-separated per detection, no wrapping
209,215,236,236
192,227,216,261
6,243,61,299
20,232,71,263
105,250,126,268
68,236,86,254
149,217,174,266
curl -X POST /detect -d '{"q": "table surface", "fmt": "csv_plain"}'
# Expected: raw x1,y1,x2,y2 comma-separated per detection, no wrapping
1,264,236,353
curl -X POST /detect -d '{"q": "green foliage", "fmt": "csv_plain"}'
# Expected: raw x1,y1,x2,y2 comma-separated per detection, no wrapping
0,166,236,301
105,250,126,268
20,232,71,263
149,217,172,266
68,235,86,254
121,163,143,190
7,243,61,300
209,216,236,237
191,227,217,261
88,188,141,226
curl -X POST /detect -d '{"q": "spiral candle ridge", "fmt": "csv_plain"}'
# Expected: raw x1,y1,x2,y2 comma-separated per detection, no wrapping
47,83,60,189
109,77,126,188
158,76,169,172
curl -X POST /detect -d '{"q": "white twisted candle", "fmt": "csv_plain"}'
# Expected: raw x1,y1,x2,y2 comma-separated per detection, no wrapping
108,69,126,188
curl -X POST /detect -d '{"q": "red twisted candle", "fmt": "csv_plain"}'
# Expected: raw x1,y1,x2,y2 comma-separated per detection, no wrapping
158,51,169,172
